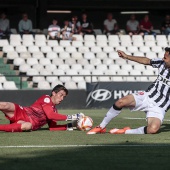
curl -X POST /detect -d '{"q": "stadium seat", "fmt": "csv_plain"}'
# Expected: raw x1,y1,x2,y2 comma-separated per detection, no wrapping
115,58,127,65
96,52,107,59
22,39,34,47
77,58,89,65
46,76,59,83
15,45,27,53
20,52,32,59
157,41,169,48
84,41,96,47
3,81,18,90
39,69,52,75
10,34,22,42
7,51,19,60
19,64,31,74
44,64,57,72
84,34,95,42
103,46,114,53
22,34,34,41
41,46,52,53
142,69,155,75
37,81,51,89
121,41,132,47
65,81,77,89
91,69,104,82
65,46,77,53
72,41,83,48
151,46,163,53
108,35,119,42
108,51,119,59
32,64,44,72
89,58,102,66
108,41,120,47
133,40,144,47
65,58,76,65
83,65,95,71
32,51,44,59
47,40,58,47
98,76,111,82
133,65,146,71
72,34,83,41
78,69,91,82
77,81,86,89
96,41,108,47
39,58,52,66
91,46,102,53
112,76,124,81
84,52,95,59
28,46,40,53
71,52,83,60
58,51,70,59
104,69,116,76
51,81,63,88
133,51,145,57
26,68,39,76
46,51,58,59
0,83,3,89
157,51,164,58
127,46,138,53
10,39,22,46
57,64,70,70
132,35,143,42
78,46,90,53
146,51,157,59
3,45,14,53
13,58,25,66
96,35,107,42
108,64,120,71
35,34,46,41
0,74,7,83
121,65,133,71
145,41,156,47
35,40,46,47
144,35,155,42
32,76,46,83
70,63,83,70
103,58,114,65
52,58,64,65
139,46,150,53
53,46,64,53
59,76,72,83
116,70,129,76
0,39,9,47
26,58,39,66
96,64,108,71
115,46,127,52
52,69,65,75
59,40,71,47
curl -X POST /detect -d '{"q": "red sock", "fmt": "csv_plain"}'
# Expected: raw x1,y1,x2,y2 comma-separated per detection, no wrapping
49,125,67,131
0,123,22,132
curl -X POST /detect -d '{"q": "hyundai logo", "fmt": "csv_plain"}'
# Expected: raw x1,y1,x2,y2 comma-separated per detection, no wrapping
91,89,112,101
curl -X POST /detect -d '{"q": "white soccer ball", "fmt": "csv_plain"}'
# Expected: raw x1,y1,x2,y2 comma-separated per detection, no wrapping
77,116,93,131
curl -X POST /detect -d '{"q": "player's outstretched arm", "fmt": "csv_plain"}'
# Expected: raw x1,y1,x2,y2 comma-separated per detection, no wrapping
117,50,151,65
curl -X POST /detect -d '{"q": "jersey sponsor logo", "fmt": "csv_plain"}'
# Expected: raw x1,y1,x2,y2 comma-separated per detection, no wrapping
44,98,50,103
91,89,112,101
157,75,170,86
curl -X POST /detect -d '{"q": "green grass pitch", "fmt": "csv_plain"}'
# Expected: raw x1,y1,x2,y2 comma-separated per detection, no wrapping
1,109,170,170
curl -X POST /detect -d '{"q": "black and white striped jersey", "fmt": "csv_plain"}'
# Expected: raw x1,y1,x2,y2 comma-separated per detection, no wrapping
146,58,170,111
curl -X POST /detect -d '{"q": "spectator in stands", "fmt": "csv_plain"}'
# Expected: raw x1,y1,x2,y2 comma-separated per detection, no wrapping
18,13,33,35
77,13,95,35
61,20,76,41
139,14,156,36
103,12,119,35
0,12,10,39
161,14,170,35
48,18,61,40
69,15,79,34
126,14,140,36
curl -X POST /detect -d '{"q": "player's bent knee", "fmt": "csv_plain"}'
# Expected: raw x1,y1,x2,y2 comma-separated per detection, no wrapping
115,99,126,108
147,125,160,134
21,122,32,131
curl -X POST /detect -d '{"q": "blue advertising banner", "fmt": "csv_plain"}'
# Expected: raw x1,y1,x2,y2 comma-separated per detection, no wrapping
86,82,152,108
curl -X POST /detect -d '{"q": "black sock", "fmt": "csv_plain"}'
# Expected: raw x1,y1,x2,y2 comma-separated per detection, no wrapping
113,104,122,111
144,126,147,134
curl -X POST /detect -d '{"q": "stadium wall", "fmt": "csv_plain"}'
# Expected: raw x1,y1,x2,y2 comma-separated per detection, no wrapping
0,82,152,109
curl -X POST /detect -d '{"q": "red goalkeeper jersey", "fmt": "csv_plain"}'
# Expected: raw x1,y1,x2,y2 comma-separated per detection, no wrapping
24,95,67,130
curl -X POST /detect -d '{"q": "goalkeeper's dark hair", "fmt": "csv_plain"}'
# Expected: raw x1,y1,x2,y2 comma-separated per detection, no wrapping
51,84,68,96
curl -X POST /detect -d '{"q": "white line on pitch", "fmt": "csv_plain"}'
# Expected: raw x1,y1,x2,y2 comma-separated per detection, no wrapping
0,144,170,148
124,117,170,121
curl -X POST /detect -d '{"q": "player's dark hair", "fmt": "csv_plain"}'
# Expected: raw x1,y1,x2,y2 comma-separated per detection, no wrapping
165,47,170,53
51,84,68,96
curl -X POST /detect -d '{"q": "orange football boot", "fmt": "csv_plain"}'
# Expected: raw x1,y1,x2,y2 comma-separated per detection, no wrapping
87,126,106,134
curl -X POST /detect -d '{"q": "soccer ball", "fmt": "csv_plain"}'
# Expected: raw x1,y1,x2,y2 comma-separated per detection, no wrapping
77,116,93,131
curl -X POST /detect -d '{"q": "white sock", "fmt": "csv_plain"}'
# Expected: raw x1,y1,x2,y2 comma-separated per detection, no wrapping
125,126,145,134
100,106,121,128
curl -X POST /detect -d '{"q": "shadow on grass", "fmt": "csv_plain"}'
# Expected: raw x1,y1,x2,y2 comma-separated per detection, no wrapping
0,143,170,170
159,123,170,133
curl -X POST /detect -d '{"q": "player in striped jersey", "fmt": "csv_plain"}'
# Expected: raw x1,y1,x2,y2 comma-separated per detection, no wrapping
87,47,170,135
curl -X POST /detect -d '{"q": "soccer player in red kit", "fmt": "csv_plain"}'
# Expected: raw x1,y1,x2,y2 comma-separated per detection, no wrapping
0,84,84,132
